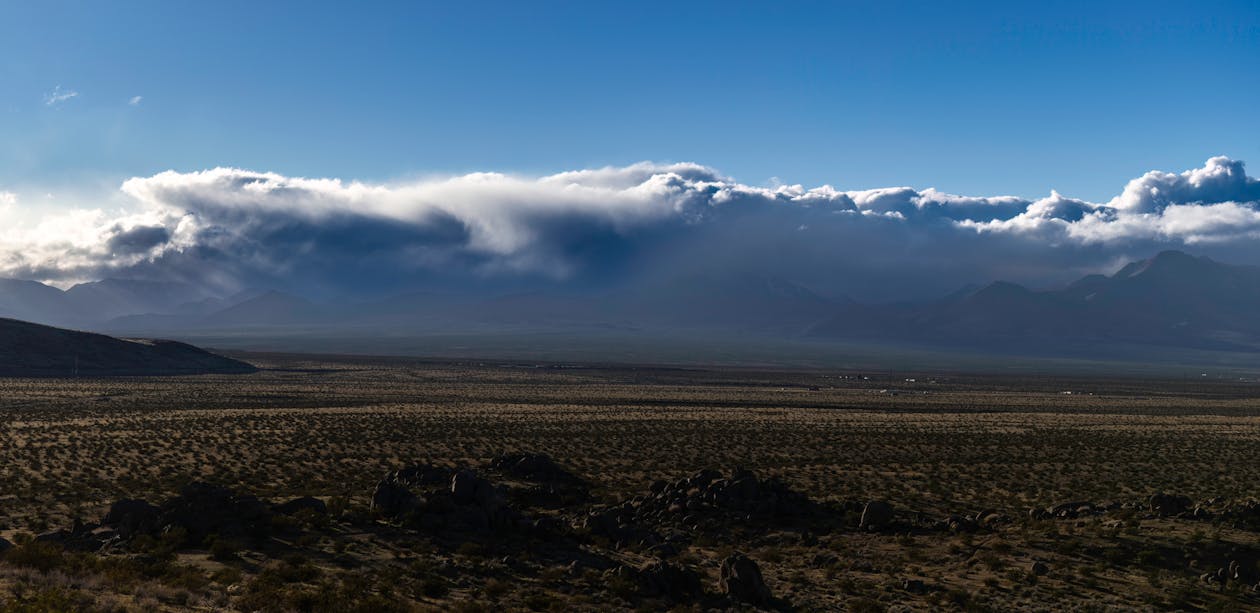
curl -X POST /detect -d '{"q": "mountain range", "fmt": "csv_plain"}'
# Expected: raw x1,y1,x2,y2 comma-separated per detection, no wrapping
808,250,1260,352
3,250,1260,358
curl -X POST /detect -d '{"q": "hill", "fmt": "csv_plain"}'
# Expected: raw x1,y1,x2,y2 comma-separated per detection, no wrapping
0,317,256,376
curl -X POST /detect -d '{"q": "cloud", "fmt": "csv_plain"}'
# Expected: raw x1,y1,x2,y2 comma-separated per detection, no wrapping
129,95,143,106
44,85,79,106
1,157,1260,300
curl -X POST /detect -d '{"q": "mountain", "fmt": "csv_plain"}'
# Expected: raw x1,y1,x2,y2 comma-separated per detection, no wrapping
0,278,222,329
809,250,1260,352
0,278,83,327
64,279,211,321
0,317,256,376
200,290,328,327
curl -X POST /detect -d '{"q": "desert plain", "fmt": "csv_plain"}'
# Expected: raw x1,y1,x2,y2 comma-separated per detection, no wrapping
1,353,1259,611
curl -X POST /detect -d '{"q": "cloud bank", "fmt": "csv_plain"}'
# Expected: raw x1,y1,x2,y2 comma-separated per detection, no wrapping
3,157,1260,300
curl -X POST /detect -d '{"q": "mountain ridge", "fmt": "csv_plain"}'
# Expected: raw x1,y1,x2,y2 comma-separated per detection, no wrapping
0,317,256,376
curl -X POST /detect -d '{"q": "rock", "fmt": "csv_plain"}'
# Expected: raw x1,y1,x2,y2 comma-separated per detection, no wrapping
1030,561,1049,576
688,468,722,489
451,470,481,504
490,452,580,483
371,478,416,517
274,496,327,516
978,511,1011,529
1028,507,1051,520
101,498,160,538
1048,501,1091,519
1149,493,1192,517
719,553,772,606
160,482,272,545
0,537,11,554
942,514,978,533
860,501,895,531
902,578,929,594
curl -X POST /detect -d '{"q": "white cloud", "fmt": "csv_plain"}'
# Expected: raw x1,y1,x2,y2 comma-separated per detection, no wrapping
44,85,79,106
129,95,143,106
0,157,1259,298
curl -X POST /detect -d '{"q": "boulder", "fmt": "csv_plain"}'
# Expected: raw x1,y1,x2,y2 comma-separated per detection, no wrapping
860,501,894,531
1030,560,1050,576
0,536,11,554
719,553,772,607
451,470,481,504
101,499,160,538
490,452,580,484
371,478,417,517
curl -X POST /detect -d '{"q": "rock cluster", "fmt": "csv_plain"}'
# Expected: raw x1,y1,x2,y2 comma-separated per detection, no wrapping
371,465,526,533
160,482,274,545
490,452,589,508
617,468,812,529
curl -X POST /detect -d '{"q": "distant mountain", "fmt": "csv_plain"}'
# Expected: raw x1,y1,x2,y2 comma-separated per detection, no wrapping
608,272,843,333
65,278,211,321
0,277,221,329
0,317,255,376
809,250,1260,352
0,278,83,327
200,290,328,327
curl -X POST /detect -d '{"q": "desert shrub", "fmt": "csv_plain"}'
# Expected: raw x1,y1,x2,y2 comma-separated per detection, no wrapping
2,540,65,572
0,586,88,613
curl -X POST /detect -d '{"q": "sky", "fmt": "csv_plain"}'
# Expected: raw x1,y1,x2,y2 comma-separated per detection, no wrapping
0,1,1259,299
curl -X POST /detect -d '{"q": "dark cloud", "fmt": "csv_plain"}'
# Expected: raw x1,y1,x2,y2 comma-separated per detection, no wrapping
105,224,171,254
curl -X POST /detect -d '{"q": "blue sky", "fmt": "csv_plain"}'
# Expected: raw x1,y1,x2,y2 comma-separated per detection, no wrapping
3,1,1260,299
2,0,1257,204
